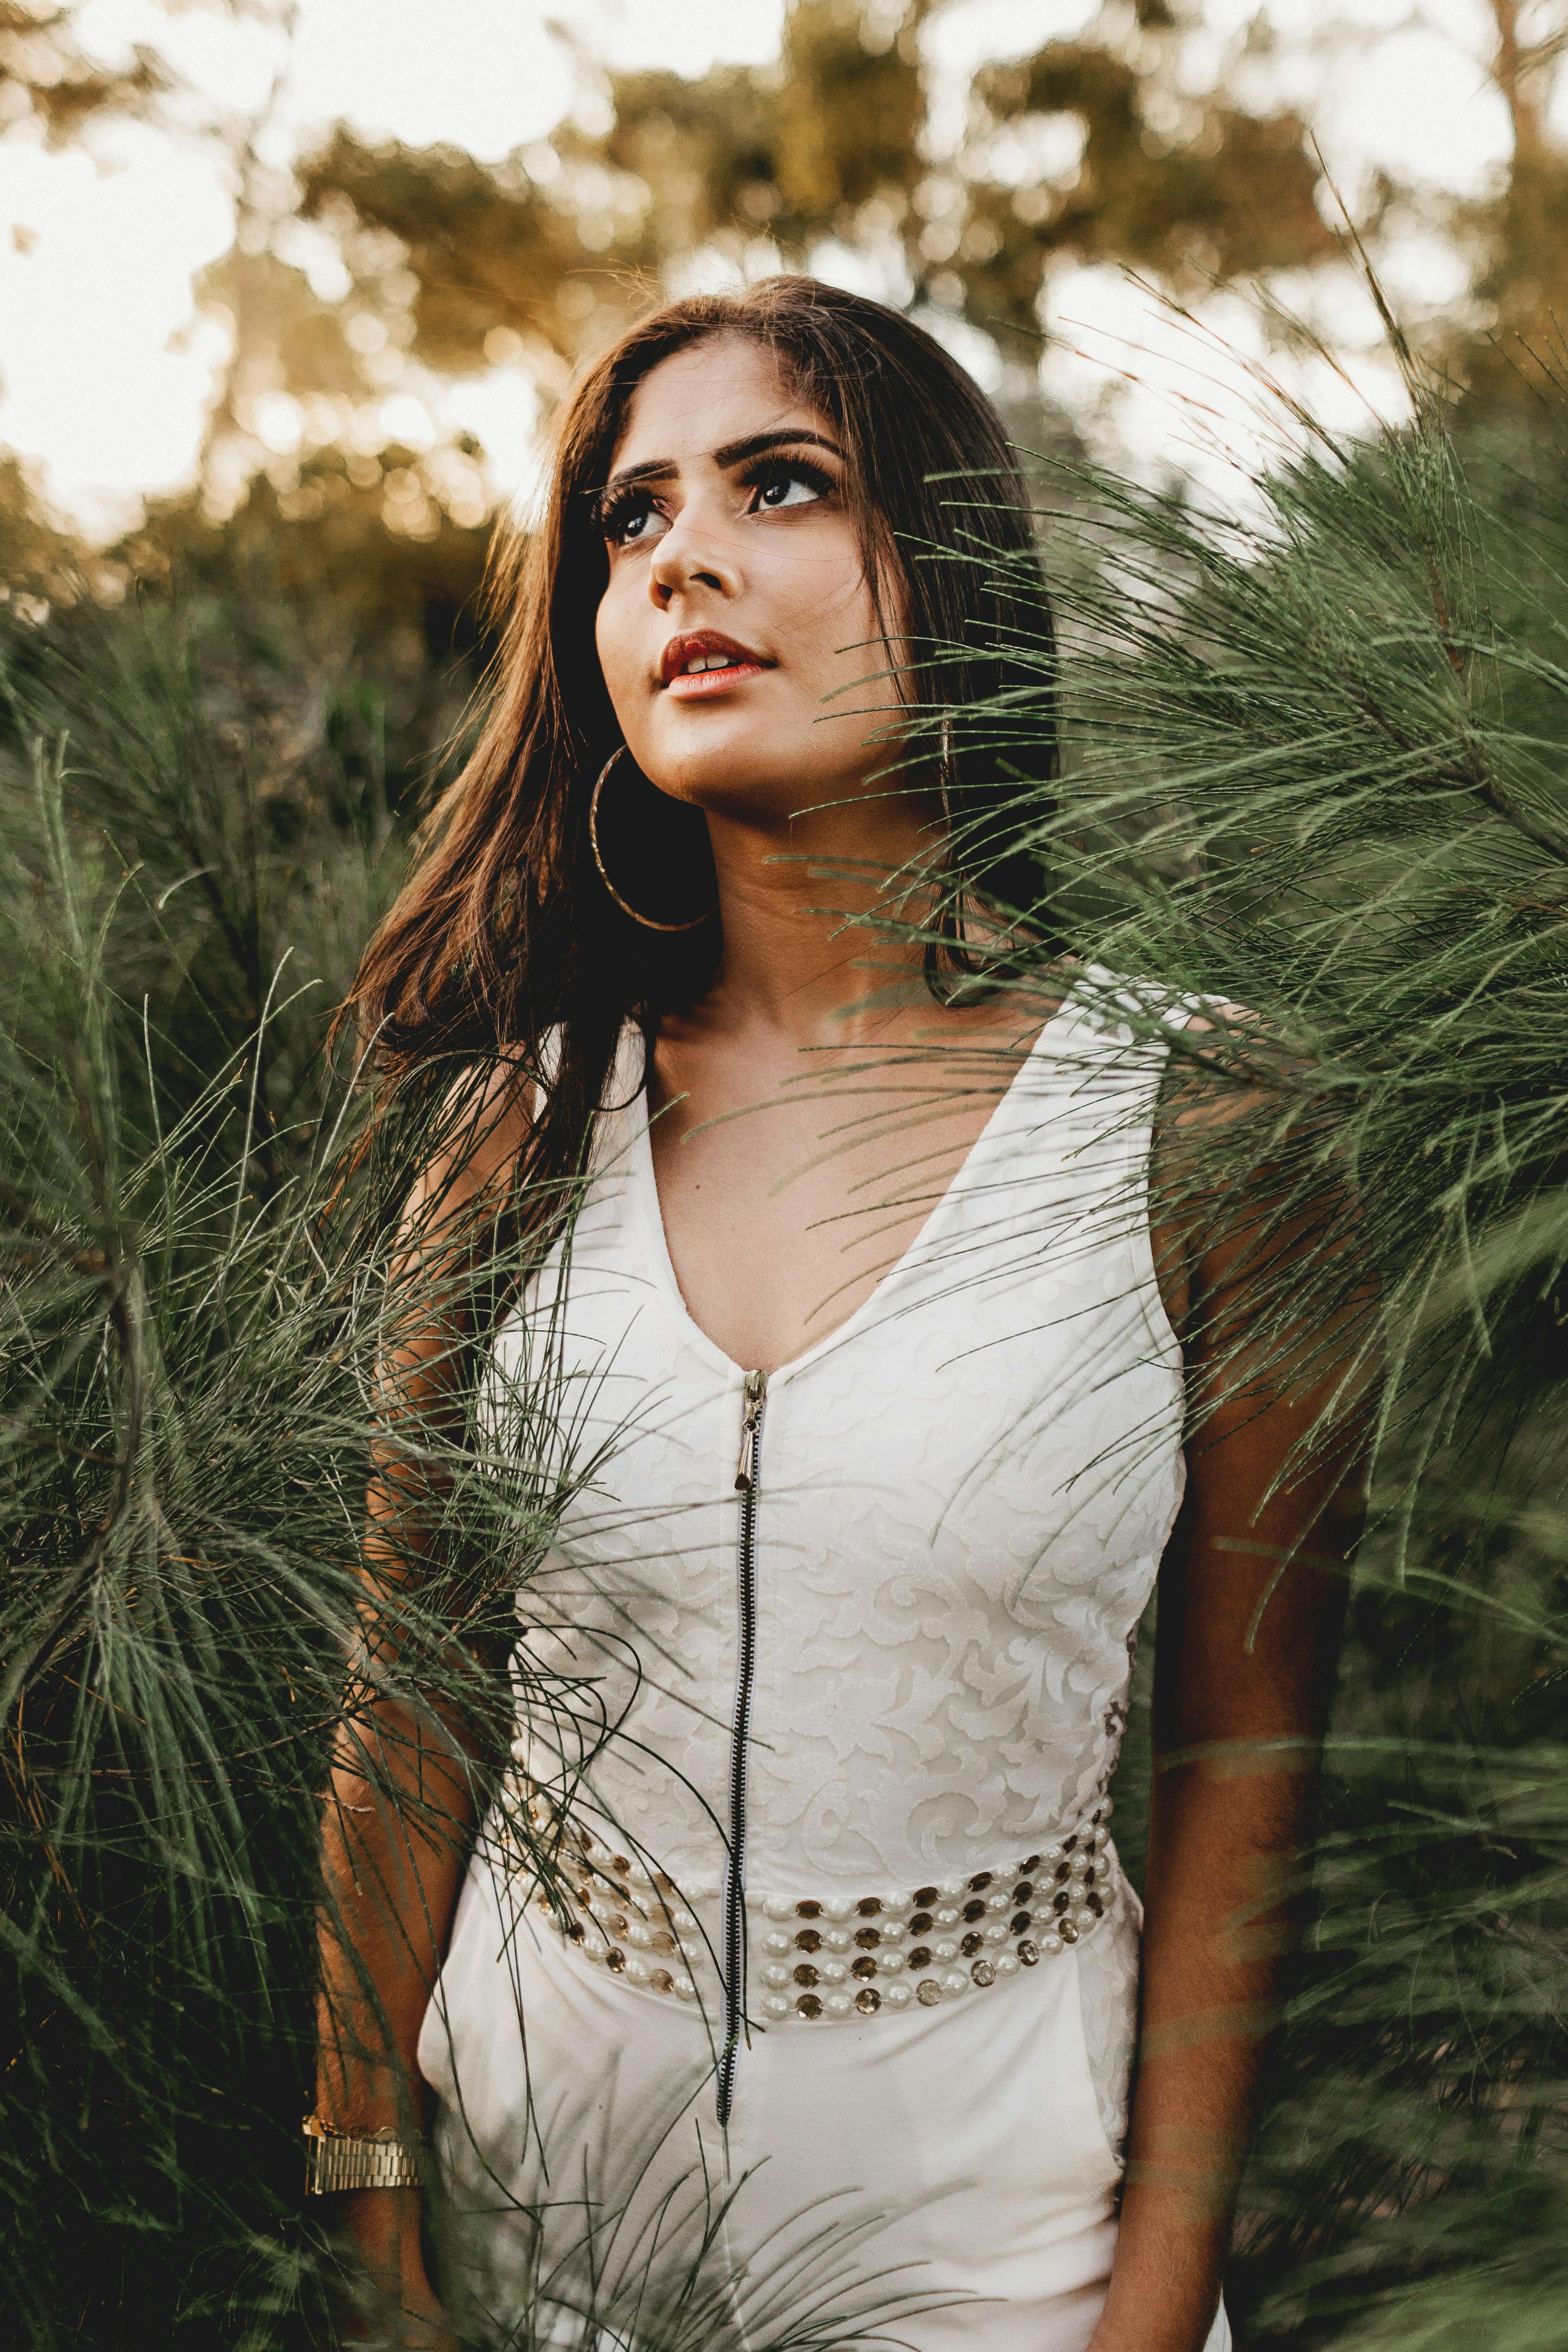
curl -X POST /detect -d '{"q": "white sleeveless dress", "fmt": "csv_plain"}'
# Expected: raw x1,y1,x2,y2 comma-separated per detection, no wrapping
417,985,1232,2352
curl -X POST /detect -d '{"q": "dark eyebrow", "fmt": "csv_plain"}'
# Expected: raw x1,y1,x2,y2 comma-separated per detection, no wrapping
710,426,843,468
595,426,843,502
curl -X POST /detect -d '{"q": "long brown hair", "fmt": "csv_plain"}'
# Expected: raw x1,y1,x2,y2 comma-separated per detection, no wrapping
344,276,1058,1206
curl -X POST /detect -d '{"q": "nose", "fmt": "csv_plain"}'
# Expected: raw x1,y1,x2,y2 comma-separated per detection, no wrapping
648,502,741,608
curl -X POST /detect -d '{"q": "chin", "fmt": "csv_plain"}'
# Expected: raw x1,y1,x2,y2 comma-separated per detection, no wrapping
642,737,812,822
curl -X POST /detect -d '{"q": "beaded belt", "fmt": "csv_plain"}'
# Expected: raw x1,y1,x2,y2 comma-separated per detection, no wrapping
501,1786,1116,2025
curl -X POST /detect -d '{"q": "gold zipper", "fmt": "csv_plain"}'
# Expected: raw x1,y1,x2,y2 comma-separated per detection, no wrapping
734,1365,766,1491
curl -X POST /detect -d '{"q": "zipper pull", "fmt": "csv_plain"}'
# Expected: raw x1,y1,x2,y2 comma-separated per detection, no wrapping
735,1369,767,1491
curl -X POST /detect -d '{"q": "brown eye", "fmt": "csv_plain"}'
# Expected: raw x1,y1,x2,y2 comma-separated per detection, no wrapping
757,463,827,510
745,458,831,513
600,489,665,547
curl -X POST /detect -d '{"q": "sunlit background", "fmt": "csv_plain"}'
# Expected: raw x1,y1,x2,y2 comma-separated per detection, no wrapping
2,0,1563,542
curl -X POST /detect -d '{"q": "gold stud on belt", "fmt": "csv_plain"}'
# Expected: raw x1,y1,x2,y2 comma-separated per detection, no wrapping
508,1790,1115,2024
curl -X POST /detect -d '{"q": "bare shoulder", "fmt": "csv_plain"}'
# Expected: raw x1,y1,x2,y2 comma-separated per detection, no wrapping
1152,997,1284,1155
1146,999,1296,1327
398,1050,535,1252
1150,996,1369,1357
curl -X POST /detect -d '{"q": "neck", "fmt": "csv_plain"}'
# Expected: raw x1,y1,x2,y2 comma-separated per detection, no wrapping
701,792,939,1047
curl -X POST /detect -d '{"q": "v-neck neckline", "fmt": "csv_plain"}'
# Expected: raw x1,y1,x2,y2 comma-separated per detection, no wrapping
628,996,1081,1388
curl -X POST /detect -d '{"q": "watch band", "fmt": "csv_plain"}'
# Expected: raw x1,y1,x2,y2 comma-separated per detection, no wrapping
302,2118,427,2195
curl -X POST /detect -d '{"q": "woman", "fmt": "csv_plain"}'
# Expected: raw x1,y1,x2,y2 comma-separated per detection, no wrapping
310,278,1354,2351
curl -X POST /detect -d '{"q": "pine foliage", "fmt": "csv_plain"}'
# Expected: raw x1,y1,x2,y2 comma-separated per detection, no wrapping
0,613,419,2338
930,333,1568,2345
3,328,1568,2345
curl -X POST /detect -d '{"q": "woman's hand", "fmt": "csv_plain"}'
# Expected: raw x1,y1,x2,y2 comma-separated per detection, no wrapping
338,2185,459,2349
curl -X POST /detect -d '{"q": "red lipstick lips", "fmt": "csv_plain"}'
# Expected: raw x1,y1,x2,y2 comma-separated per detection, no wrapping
660,630,769,698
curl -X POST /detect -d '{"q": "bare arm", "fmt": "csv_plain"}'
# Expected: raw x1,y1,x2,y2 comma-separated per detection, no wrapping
1091,1086,1366,2352
313,1076,530,2337
315,1656,479,2330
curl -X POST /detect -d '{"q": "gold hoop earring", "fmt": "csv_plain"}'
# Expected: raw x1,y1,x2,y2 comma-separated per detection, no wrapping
937,712,955,823
588,747,718,933
934,712,971,959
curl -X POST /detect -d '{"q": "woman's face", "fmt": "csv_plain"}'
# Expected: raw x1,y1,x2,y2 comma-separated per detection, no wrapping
592,333,909,831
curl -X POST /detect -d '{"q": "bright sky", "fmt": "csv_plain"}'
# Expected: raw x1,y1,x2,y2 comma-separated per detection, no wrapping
0,0,1555,533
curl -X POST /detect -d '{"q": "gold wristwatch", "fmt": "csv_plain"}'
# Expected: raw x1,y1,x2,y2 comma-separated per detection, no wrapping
302,2116,428,2195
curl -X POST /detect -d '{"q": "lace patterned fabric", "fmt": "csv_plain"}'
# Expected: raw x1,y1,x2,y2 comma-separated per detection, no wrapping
486,982,1189,1911
1077,1872,1145,2155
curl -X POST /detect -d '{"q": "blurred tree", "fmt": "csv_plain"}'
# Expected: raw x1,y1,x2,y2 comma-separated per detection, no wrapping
769,0,927,240
0,0,1360,885
0,452,79,613
292,127,642,384
15,0,1568,613
0,0,1356,692
1448,0,1568,405
957,9,1336,346
291,1,1338,398
0,0,169,146
15,0,1568,878
106,445,491,819
0,454,483,1181
289,5,936,378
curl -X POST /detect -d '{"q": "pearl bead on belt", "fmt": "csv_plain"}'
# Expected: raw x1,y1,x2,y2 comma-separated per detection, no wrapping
500,1786,1116,2024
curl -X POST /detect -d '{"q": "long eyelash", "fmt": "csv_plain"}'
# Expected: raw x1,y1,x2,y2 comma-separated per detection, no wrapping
592,450,837,540
594,482,656,540
737,453,836,502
